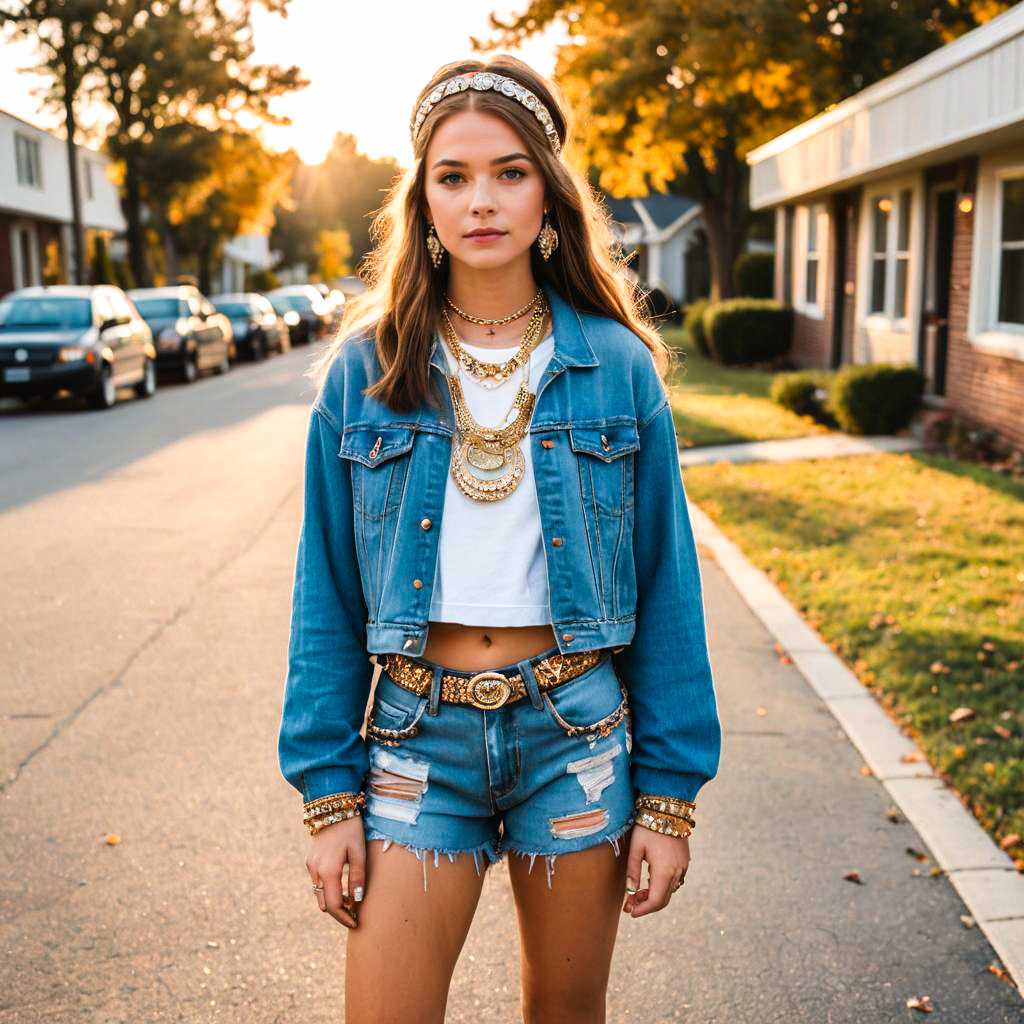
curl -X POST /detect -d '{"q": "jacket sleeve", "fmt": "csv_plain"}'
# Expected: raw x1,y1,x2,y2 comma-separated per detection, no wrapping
612,397,723,804
277,402,374,803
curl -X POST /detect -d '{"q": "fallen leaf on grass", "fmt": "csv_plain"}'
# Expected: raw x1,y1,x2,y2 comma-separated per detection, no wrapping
842,870,864,884
983,761,996,776
999,833,1021,851
960,914,976,928
104,833,121,846
993,724,1012,739
906,995,933,1013
948,706,975,723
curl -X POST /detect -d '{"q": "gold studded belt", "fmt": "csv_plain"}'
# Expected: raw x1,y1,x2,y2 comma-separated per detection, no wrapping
377,647,605,711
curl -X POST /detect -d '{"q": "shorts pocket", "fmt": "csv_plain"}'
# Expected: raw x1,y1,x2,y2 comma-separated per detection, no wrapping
541,654,630,739
366,677,429,748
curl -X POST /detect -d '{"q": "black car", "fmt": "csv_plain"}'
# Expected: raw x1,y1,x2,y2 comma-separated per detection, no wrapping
0,285,156,410
266,285,332,345
209,292,290,360
127,285,232,382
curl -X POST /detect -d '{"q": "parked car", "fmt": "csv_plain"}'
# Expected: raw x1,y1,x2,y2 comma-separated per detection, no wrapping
312,282,345,333
266,285,332,344
127,285,233,382
210,292,290,360
0,285,156,410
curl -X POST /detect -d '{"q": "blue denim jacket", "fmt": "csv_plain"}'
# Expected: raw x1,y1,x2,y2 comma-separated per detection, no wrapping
278,282,722,806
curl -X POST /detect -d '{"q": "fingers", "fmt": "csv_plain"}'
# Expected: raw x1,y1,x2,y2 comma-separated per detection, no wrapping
322,870,357,928
621,831,690,918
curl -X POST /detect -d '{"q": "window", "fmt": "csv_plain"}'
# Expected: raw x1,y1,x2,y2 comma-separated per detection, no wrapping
867,188,913,320
870,197,890,313
997,176,1024,326
805,202,823,305
15,133,42,188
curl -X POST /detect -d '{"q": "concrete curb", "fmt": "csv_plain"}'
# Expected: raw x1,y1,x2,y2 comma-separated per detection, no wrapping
687,497,1024,996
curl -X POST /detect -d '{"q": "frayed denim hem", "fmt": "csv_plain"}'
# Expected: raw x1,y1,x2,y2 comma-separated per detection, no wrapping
498,815,635,890
364,829,505,893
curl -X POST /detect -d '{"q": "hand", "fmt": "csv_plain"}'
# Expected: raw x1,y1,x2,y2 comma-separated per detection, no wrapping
621,827,689,918
306,816,366,929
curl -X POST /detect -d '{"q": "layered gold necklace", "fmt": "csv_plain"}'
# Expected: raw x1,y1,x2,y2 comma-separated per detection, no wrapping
440,295,550,502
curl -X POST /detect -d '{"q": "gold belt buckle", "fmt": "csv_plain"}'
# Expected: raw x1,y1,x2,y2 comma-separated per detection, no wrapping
466,670,513,710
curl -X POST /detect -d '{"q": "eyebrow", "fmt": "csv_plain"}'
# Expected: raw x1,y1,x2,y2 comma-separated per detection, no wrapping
431,152,534,170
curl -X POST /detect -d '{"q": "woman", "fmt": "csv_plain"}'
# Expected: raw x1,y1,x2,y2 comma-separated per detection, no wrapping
278,54,722,1023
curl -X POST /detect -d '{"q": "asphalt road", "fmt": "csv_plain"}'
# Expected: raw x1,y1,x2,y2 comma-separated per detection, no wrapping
1,344,1021,1022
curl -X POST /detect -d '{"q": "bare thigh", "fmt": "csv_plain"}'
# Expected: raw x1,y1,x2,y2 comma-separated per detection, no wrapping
344,838,488,1024
508,832,632,1024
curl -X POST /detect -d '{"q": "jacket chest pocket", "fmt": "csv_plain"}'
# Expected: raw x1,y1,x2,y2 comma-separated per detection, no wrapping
338,426,416,520
569,423,640,517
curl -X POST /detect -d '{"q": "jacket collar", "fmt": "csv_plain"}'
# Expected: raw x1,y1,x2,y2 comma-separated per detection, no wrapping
428,280,600,375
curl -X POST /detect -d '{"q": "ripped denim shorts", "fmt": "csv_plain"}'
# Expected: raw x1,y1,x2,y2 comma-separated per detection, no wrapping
361,644,636,892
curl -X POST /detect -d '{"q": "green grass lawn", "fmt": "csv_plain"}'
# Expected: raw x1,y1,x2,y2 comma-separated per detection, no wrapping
661,326,830,448
684,452,1024,859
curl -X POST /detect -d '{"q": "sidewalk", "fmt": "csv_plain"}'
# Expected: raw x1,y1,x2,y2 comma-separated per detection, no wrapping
679,431,922,467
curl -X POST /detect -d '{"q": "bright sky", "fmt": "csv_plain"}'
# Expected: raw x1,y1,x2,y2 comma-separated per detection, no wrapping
0,1,566,166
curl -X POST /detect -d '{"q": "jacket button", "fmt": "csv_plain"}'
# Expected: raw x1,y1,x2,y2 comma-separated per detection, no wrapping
562,632,574,644
420,517,432,530
551,536,563,547
541,439,555,449
412,579,423,589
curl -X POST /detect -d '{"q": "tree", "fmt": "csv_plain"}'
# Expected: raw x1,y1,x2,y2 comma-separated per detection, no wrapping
270,133,400,277
1,0,106,285
170,129,292,294
476,0,1014,300
314,228,352,283
88,0,306,285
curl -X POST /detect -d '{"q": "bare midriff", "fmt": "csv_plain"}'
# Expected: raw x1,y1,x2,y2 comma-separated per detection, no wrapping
422,621,559,672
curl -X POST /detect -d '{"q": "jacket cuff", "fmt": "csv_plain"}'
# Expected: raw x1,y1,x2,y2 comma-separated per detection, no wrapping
630,767,709,805
302,765,366,805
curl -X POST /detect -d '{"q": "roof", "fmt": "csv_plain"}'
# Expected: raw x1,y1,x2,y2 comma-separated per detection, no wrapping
745,2,1024,206
600,189,700,234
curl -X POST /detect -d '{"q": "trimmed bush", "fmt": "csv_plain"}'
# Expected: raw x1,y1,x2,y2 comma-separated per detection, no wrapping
683,298,711,356
771,371,826,417
828,363,925,435
702,298,793,365
734,251,774,299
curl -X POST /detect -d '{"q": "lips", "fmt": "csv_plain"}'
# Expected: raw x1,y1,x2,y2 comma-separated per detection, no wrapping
465,230,506,238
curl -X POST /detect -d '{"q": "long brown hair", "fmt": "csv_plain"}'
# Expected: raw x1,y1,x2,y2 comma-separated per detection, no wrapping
307,54,677,412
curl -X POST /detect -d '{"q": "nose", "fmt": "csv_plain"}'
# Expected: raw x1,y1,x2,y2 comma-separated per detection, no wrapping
469,180,497,217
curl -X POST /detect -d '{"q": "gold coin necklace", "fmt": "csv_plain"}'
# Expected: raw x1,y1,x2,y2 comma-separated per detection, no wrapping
441,302,548,502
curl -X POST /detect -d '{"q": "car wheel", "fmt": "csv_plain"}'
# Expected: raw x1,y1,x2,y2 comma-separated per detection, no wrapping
251,334,266,361
182,351,199,383
134,358,157,399
87,363,117,410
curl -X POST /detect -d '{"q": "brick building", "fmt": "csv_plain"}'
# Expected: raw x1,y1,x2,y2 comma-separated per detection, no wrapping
0,109,125,296
746,4,1024,449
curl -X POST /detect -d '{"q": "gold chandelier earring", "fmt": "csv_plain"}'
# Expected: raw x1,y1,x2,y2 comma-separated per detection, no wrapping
426,223,445,269
536,210,558,261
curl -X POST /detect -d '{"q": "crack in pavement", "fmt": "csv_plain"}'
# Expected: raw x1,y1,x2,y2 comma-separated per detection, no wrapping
1,480,299,794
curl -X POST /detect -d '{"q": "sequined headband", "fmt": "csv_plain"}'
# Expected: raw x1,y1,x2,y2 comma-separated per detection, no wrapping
410,70,562,156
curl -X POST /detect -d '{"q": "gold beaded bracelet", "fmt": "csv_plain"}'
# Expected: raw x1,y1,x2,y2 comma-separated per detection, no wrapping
634,794,696,839
303,791,367,836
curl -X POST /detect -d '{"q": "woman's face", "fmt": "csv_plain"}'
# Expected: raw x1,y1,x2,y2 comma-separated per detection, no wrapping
422,109,547,272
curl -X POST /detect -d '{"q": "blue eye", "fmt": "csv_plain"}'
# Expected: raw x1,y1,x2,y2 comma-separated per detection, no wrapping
438,167,527,185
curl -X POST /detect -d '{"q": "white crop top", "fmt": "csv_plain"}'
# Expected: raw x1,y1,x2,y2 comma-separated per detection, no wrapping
429,329,555,626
